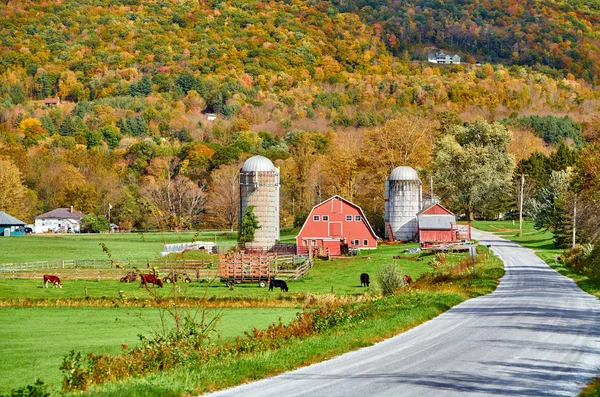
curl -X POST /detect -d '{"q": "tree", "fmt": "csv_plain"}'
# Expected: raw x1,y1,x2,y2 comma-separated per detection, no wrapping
528,169,573,248
204,163,240,231
0,158,30,219
433,118,515,220
239,205,260,243
80,214,110,233
142,157,206,229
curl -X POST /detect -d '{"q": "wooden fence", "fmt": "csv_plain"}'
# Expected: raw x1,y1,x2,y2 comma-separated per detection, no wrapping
0,255,312,282
0,259,219,282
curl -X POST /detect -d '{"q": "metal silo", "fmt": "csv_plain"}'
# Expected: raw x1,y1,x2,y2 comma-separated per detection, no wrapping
384,166,422,241
239,155,280,249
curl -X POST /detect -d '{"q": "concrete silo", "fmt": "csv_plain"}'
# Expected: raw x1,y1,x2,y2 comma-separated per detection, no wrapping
384,166,422,241
239,155,280,249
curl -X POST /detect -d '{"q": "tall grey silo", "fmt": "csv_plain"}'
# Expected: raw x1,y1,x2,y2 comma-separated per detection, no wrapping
239,155,280,249
384,166,422,241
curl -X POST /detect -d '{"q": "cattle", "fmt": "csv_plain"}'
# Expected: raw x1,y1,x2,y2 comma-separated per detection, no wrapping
360,273,370,287
269,277,288,292
404,275,413,284
120,272,138,283
43,274,62,288
140,273,163,288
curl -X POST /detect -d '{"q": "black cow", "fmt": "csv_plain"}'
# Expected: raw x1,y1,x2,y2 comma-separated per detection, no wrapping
360,273,370,287
269,277,288,292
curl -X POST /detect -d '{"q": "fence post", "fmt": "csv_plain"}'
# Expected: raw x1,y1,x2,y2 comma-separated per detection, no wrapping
97,269,101,282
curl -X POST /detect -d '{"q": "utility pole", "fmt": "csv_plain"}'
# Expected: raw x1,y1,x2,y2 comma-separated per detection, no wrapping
430,175,434,203
518,174,526,237
572,198,577,249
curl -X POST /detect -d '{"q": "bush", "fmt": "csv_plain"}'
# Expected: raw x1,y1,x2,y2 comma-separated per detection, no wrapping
6,379,50,397
378,264,407,295
80,215,110,233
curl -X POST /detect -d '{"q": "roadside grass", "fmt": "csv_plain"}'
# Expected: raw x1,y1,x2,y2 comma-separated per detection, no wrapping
70,251,504,397
0,306,300,395
472,220,600,297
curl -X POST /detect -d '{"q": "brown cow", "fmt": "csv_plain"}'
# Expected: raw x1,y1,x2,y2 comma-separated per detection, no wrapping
43,274,62,288
140,273,163,288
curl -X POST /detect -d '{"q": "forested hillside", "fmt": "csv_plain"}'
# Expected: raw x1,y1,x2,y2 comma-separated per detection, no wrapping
0,0,599,241
330,0,600,82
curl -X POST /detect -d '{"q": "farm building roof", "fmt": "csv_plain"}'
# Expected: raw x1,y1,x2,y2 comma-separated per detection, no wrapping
241,155,276,172
296,195,379,240
417,215,456,230
0,211,25,226
388,166,420,181
35,208,85,220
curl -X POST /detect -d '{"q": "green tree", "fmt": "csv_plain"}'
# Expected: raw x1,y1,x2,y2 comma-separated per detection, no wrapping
238,205,260,243
528,169,574,248
433,118,515,220
80,214,110,233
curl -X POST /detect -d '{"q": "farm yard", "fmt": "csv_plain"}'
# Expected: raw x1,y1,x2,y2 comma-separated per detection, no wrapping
0,228,507,395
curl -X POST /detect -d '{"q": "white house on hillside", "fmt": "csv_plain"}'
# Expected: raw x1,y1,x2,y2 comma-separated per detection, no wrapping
428,52,461,64
34,207,85,233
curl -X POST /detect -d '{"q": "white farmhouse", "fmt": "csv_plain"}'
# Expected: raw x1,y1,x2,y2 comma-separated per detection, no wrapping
428,51,461,64
34,206,85,233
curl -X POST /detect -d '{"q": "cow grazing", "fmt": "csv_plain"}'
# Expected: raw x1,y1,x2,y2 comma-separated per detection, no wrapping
360,273,370,287
120,272,138,283
140,273,163,288
43,274,62,288
269,277,288,292
404,275,413,284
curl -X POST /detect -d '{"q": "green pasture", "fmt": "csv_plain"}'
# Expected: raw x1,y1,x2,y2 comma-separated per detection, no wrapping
0,242,460,299
0,306,300,395
0,229,298,263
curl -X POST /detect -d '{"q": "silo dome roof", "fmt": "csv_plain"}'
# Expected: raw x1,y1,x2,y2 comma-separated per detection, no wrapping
389,166,420,181
241,155,276,172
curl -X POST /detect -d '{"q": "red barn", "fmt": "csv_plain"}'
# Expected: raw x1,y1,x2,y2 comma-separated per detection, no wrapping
296,196,379,255
417,204,470,246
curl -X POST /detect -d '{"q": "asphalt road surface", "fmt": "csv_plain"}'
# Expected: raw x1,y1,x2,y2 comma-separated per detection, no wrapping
205,230,600,396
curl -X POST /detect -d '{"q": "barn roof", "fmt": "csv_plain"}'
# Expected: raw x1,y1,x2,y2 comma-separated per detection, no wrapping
35,208,85,220
418,215,456,230
296,195,379,240
0,211,25,226
417,203,454,216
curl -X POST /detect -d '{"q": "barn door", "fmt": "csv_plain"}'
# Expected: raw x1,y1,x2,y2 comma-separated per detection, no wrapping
330,222,342,237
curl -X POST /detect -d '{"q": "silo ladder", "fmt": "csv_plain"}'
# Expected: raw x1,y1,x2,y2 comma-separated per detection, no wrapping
386,223,395,242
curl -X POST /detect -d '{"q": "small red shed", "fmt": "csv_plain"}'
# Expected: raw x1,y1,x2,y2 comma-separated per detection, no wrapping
296,196,378,255
417,203,467,246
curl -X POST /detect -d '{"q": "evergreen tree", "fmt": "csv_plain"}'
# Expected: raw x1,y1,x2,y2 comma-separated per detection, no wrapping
238,206,260,243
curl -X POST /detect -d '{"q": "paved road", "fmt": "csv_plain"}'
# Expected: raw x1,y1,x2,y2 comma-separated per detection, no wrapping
205,230,600,396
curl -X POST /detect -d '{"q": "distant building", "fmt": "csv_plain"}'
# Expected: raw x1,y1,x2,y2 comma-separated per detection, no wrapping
417,203,470,246
428,52,461,65
34,206,85,233
44,97,61,106
296,195,378,256
0,211,26,237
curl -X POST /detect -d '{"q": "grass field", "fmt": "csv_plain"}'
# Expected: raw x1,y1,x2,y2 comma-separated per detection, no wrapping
0,229,298,263
0,243,461,299
0,228,493,396
0,306,300,394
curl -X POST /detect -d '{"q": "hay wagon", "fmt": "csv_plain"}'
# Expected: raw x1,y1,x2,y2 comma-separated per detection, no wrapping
218,253,273,288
